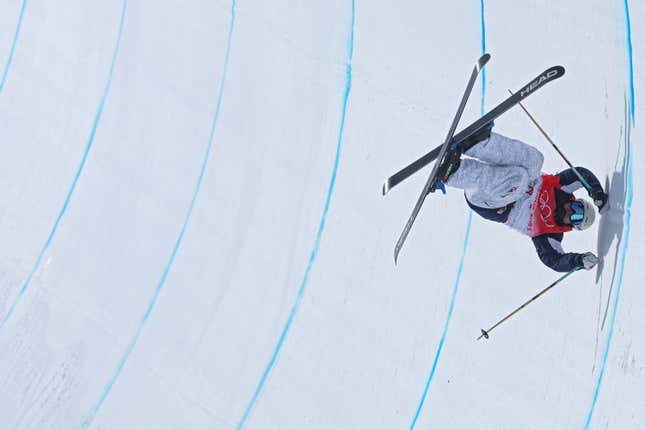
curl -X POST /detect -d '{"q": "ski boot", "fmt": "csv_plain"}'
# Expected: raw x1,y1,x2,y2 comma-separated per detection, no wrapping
461,120,494,153
429,140,462,194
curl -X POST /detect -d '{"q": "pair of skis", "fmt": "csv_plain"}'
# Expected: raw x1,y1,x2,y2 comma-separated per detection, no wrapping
389,54,565,263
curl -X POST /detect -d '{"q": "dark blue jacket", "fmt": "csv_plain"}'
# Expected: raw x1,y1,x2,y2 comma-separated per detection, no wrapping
467,167,603,272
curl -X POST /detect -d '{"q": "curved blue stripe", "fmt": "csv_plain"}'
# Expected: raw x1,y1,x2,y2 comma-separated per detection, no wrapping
0,0,127,330
79,2,237,428
0,0,27,93
480,0,487,115
410,5,486,426
583,3,634,426
236,3,355,428
583,118,632,430
410,212,473,429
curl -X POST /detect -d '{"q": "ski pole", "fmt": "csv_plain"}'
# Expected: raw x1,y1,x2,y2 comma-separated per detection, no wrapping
508,90,593,192
477,268,580,340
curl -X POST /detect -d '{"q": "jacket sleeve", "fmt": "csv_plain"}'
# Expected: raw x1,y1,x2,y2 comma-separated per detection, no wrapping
531,234,582,272
556,166,603,195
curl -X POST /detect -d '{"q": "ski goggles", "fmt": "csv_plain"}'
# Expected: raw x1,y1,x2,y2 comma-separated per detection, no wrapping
570,200,585,225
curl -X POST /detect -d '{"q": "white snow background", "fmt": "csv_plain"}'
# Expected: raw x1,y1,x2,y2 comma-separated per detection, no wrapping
0,0,643,429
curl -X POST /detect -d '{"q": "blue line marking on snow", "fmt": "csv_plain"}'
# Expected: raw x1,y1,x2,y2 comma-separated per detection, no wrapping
236,3,354,428
79,2,237,428
583,3,634,422
410,7,486,426
0,0,127,331
584,118,633,430
0,0,27,93
410,212,473,429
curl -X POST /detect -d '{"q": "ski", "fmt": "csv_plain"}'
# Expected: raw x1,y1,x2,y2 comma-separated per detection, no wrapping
394,53,490,263
383,65,565,195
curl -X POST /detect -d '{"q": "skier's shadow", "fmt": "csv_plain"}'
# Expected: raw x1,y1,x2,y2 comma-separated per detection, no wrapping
595,101,630,328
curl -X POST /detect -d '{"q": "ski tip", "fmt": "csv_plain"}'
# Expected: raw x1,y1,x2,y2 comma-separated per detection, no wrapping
382,181,389,196
477,53,491,70
547,65,566,77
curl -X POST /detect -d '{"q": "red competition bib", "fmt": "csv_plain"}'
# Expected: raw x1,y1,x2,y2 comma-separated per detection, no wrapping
528,174,573,237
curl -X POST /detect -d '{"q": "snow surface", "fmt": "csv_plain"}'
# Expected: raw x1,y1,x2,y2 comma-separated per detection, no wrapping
0,1,643,429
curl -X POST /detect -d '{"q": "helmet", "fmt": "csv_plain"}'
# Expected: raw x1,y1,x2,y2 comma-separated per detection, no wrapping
570,199,595,231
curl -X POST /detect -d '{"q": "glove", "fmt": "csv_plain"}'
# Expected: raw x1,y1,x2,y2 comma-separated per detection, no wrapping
580,252,599,270
590,189,608,212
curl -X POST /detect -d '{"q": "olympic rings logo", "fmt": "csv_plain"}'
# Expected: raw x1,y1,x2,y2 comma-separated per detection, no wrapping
538,189,555,227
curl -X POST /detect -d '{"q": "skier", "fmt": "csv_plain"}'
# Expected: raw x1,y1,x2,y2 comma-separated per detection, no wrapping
436,125,608,272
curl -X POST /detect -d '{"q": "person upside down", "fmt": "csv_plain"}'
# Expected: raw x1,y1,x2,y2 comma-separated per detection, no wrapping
436,126,609,272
